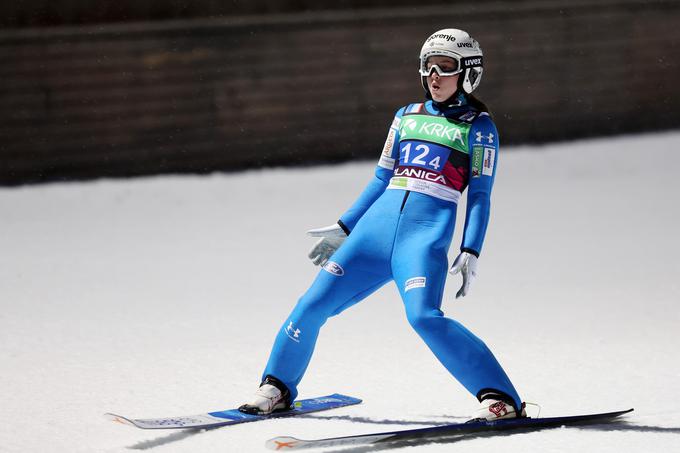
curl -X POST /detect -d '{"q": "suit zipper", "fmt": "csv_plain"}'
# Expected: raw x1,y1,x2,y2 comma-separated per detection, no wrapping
400,191,411,212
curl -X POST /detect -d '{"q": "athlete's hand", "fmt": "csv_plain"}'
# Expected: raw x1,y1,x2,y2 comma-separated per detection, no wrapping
307,223,348,266
449,252,478,298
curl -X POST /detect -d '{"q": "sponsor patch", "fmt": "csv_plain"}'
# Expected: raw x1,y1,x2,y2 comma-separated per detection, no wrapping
426,33,457,43
378,155,396,170
323,261,344,276
482,147,495,176
405,277,427,292
398,114,469,152
393,166,447,185
391,117,401,129
382,128,397,157
387,177,461,203
390,177,408,188
471,145,483,177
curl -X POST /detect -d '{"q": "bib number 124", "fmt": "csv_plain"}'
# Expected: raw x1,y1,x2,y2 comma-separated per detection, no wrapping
400,143,443,170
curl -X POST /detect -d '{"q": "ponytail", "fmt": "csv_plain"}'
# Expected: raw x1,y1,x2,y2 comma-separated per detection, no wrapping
465,93,491,116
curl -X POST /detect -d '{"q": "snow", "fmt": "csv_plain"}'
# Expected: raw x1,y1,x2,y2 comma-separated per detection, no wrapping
1,131,679,452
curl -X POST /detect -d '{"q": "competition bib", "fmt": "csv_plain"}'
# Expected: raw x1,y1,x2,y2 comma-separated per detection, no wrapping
387,113,472,203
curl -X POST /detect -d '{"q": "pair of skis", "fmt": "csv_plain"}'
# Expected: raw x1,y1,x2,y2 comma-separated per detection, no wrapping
106,394,633,450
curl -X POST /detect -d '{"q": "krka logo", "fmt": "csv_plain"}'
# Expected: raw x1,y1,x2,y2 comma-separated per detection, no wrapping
401,118,419,135
401,117,466,147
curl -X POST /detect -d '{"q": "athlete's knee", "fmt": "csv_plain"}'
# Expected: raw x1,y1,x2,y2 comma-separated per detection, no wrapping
405,306,444,333
293,294,330,320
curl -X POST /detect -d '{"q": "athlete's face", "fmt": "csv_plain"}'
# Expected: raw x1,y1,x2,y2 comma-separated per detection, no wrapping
425,56,460,102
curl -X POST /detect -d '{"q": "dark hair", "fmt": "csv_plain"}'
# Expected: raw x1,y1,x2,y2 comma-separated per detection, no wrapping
465,93,490,115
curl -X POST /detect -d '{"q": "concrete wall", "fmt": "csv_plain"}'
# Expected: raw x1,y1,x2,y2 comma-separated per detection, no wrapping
1,0,679,184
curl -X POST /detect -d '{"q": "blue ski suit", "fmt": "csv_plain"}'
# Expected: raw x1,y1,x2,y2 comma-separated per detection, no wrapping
262,96,522,410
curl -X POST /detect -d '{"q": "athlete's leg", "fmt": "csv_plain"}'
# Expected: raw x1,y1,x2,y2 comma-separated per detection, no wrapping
262,191,404,401
392,193,522,410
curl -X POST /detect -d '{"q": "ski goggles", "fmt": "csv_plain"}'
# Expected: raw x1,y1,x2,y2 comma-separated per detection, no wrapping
420,64,463,77
419,56,462,77
419,62,462,77
419,55,483,77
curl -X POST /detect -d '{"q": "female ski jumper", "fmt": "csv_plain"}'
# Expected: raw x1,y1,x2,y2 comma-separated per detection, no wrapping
261,96,523,412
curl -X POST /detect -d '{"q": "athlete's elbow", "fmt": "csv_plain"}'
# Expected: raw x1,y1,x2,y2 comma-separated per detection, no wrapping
467,190,491,206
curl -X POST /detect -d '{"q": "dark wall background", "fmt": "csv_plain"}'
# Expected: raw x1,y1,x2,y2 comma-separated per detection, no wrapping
1,0,495,28
1,0,679,185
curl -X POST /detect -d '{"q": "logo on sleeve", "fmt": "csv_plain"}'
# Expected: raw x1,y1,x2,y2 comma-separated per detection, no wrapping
382,127,397,157
471,145,483,178
285,321,302,342
323,261,345,276
482,147,495,176
475,131,495,145
405,277,427,292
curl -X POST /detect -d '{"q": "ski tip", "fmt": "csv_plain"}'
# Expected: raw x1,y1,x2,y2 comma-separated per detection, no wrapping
265,436,304,451
329,393,363,404
104,413,136,427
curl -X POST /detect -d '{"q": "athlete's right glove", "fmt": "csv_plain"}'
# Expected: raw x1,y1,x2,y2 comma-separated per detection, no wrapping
307,223,348,266
449,251,478,298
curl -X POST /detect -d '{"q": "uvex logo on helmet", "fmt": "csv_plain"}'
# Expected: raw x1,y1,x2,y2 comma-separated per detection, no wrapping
462,57,483,68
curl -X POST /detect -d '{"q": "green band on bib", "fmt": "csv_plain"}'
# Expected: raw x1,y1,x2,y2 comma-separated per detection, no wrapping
390,177,408,188
399,114,471,153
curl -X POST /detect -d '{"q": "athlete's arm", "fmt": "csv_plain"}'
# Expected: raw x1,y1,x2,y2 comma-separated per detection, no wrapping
337,107,405,233
460,113,499,256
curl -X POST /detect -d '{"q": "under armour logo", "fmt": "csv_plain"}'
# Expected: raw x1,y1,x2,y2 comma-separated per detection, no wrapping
285,321,301,342
475,131,495,144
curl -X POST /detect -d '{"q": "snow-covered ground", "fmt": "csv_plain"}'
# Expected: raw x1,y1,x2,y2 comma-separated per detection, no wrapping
1,131,679,453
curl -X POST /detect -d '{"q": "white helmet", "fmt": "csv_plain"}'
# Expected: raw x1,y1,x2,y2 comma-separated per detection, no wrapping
419,28,484,95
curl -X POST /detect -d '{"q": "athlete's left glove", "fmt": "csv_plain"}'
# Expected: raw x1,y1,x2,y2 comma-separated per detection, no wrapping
307,223,348,266
449,251,478,298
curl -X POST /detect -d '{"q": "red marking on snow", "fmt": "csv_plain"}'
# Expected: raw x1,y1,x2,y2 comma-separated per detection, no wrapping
274,440,297,450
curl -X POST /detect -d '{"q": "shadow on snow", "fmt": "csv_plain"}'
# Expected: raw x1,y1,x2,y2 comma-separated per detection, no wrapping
125,418,680,451
321,421,680,453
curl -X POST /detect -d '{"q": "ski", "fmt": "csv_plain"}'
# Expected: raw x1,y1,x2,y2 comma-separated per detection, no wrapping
106,393,361,430
265,408,633,450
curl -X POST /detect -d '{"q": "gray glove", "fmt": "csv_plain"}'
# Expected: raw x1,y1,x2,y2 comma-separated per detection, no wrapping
307,223,347,266
449,251,479,298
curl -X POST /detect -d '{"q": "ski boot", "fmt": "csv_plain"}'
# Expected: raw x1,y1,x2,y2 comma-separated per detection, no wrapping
470,391,527,421
238,375,291,415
